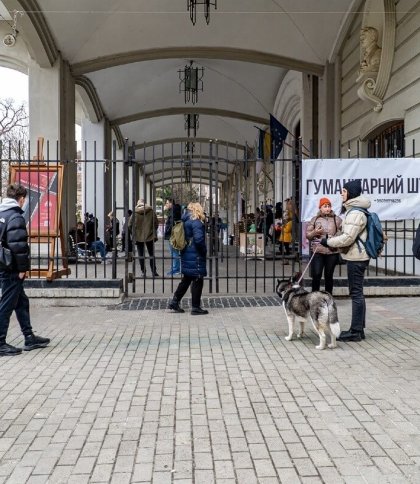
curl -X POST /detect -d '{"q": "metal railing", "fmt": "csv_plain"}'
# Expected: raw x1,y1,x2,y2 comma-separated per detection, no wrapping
0,138,418,295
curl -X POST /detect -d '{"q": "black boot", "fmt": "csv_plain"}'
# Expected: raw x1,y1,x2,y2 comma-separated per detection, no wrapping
337,330,362,342
168,299,185,313
23,334,50,351
191,307,209,316
0,342,22,356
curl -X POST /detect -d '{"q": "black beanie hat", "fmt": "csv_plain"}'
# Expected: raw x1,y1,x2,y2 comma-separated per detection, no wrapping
343,179,362,200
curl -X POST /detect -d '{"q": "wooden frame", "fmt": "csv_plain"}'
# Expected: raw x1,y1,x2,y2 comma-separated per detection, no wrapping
9,163,70,280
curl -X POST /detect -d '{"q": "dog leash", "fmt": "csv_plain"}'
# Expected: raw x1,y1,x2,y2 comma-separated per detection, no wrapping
296,245,319,285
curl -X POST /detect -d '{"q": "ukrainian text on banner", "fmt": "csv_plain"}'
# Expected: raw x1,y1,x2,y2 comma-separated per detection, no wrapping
301,158,420,222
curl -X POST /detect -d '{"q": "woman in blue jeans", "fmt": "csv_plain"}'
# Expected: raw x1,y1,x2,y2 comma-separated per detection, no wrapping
321,180,370,342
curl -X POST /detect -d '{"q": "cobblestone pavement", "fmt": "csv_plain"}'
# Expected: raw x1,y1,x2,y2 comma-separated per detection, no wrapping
0,297,420,483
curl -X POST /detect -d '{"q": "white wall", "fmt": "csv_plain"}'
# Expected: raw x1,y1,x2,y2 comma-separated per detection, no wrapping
339,0,420,275
340,0,420,156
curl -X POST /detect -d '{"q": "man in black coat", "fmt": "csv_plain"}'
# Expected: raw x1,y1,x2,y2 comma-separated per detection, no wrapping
413,224,420,260
164,198,182,275
0,184,50,356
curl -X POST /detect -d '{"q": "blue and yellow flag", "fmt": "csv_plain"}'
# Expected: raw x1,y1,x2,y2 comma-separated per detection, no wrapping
257,128,271,161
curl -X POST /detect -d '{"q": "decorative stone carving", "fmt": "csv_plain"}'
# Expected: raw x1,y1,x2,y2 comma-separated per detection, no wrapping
356,1,396,112
257,170,266,193
257,163,273,194
230,175,237,206
358,27,382,76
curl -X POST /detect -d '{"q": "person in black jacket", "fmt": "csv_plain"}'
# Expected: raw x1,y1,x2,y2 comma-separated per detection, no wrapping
413,224,420,260
164,198,182,275
0,184,50,356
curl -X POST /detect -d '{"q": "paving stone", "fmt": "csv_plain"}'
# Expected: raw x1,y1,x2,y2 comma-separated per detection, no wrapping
110,473,131,483
72,456,96,475
5,465,33,484
0,299,420,483
32,456,58,475
47,465,73,484
193,469,215,483
254,459,277,477
90,463,113,482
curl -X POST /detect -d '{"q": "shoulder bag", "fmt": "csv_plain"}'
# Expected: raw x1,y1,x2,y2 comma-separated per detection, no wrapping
0,220,13,270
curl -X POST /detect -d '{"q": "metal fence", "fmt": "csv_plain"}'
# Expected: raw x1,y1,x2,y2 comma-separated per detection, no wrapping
0,138,418,295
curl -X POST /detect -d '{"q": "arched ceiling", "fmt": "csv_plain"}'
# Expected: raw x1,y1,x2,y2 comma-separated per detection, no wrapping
2,0,357,164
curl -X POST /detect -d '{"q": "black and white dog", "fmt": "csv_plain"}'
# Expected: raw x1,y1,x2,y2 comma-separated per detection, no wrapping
276,274,340,350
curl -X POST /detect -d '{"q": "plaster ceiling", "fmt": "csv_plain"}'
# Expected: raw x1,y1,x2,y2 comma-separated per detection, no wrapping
18,1,356,158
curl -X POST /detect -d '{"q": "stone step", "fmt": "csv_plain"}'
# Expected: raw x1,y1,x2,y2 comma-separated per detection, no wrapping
23,279,124,306
10,277,420,307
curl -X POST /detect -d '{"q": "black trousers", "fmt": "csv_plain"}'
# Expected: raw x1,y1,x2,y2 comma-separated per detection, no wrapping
136,241,156,273
121,234,133,253
173,275,204,308
347,260,369,333
277,242,290,255
0,272,33,343
311,253,339,294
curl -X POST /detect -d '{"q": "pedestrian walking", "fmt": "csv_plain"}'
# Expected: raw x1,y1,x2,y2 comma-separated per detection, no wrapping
130,199,159,277
0,184,50,356
277,211,292,259
105,211,120,253
168,202,208,315
121,209,133,254
306,197,342,294
164,198,181,275
320,179,370,341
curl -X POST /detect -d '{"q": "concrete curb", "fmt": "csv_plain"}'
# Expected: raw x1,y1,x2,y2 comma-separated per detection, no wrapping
11,277,420,306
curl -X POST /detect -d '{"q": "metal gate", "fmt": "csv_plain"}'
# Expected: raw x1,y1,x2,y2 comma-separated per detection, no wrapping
121,140,300,296
1,138,417,296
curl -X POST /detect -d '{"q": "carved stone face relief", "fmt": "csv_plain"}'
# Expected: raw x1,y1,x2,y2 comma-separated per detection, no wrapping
359,27,382,74
355,1,396,113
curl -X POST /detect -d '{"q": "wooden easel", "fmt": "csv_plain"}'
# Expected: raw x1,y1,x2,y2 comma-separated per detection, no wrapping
10,151,70,280
32,137,45,162
27,218,70,281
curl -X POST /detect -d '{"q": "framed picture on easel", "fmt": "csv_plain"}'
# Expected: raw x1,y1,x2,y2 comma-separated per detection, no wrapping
9,163,70,280
10,164,62,236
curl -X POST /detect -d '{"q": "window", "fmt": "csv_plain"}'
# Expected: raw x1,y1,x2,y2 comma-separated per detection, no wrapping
368,121,404,158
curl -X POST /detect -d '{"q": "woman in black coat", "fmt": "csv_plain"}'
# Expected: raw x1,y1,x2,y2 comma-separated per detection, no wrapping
168,202,208,315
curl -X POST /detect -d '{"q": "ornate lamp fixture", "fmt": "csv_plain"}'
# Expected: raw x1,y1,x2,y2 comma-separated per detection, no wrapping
184,161,192,183
179,61,204,105
2,10,23,47
185,141,195,156
188,0,217,25
184,114,199,138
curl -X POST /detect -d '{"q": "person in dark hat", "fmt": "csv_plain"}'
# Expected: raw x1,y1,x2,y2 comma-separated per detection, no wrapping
320,179,371,342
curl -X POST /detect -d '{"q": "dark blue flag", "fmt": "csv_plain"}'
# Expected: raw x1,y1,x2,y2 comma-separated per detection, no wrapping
269,114,288,160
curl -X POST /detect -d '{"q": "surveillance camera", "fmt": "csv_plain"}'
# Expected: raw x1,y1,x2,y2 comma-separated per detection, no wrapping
3,33,16,47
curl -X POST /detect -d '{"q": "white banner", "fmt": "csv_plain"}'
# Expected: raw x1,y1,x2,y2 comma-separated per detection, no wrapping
301,158,420,222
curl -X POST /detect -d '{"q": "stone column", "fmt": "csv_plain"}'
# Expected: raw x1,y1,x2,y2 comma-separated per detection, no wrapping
319,61,336,157
81,118,112,239
29,57,75,159
28,56,76,235
301,73,317,156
